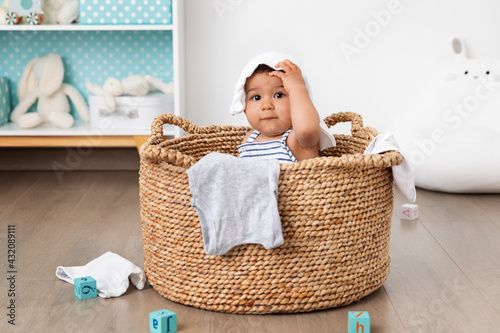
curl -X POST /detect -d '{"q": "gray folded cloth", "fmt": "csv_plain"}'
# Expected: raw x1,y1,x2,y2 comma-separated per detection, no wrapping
187,152,284,255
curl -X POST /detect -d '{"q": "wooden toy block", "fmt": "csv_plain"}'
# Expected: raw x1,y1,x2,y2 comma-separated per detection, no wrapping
6,12,21,25
74,276,97,300
26,12,44,25
401,203,418,220
150,309,177,333
348,311,370,333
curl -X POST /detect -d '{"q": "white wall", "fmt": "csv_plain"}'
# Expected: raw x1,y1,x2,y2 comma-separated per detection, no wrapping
184,0,500,133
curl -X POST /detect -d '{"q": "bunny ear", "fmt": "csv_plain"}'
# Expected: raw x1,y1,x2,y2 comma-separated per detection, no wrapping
17,58,39,101
39,53,64,96
452,37,468,59
86,81,105,96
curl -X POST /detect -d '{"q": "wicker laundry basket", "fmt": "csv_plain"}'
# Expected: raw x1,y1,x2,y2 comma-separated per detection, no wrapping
139,112,403,314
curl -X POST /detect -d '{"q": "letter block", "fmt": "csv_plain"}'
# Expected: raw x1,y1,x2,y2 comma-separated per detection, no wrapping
348,311,370,333
401,203,419,220
150,309,177,333
74,276,97,300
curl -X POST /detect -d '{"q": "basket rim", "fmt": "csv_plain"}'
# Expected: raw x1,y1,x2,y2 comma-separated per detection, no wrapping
139,112,404,170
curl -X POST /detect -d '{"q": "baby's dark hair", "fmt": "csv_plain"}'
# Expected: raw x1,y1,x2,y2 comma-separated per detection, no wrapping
252,64,284,74
253,64,275,74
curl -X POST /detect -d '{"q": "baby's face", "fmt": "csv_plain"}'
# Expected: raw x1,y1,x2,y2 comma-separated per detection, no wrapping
244,72,292,139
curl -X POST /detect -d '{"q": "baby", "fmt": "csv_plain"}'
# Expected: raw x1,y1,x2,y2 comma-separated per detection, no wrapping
230,52,335,163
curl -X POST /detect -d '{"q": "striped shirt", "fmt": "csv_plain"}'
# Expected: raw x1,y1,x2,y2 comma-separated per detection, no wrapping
238,128,298,163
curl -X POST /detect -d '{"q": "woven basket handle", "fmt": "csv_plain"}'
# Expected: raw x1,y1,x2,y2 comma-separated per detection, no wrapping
142,114,200,168
323,112,364,135
151,114,201,137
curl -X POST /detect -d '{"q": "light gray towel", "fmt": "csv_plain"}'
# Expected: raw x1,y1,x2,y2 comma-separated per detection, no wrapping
186,152,283,255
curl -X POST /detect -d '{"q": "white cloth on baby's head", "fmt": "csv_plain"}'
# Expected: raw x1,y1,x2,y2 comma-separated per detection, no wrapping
230,52,307,115
229,51,336,151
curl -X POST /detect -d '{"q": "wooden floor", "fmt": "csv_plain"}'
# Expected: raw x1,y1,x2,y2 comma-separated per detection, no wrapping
0,170,499,332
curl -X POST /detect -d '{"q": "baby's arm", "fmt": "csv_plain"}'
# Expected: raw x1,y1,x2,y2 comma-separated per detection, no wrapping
269,60,322,153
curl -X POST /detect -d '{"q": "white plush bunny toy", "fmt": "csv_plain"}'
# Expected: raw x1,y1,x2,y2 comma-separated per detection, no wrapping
10,53,89,129
389,37,500,193
86,75,173,111
43,0,80,24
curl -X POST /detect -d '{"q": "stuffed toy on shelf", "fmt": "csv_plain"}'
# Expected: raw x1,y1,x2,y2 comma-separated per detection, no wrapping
86,75,174,111
1,0,79,25
43,0,79,24
10,53,89,129
0,0,10,25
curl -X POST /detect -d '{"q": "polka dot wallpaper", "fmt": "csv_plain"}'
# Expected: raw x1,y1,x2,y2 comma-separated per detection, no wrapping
80,0,172,25
0,30,173,118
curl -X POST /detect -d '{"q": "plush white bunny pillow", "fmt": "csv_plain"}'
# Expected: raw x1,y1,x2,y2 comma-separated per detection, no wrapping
389,38,500,193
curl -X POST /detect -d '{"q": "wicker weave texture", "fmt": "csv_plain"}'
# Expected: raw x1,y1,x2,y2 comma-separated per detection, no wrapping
139,112,402,314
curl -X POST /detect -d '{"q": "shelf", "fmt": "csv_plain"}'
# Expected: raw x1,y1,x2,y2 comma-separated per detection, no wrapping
0,0,184,149
0,135,139,147
0,122,167,148
0,121,170,136
0,24,174,31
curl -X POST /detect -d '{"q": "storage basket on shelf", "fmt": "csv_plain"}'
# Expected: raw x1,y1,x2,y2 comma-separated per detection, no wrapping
139,112,403,314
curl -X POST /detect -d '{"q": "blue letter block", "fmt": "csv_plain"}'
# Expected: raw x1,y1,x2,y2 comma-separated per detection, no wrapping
74,276,97,300
348,311,370,333
150,309,177,333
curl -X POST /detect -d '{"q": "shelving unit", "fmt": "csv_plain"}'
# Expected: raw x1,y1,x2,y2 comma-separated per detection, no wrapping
0,0,184,149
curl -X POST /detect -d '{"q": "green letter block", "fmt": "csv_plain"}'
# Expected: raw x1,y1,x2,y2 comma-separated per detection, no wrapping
74,276,97,300
150,309,177,333
348,311,370,333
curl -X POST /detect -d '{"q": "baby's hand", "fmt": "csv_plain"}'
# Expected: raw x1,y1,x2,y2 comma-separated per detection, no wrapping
269,60,307,94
